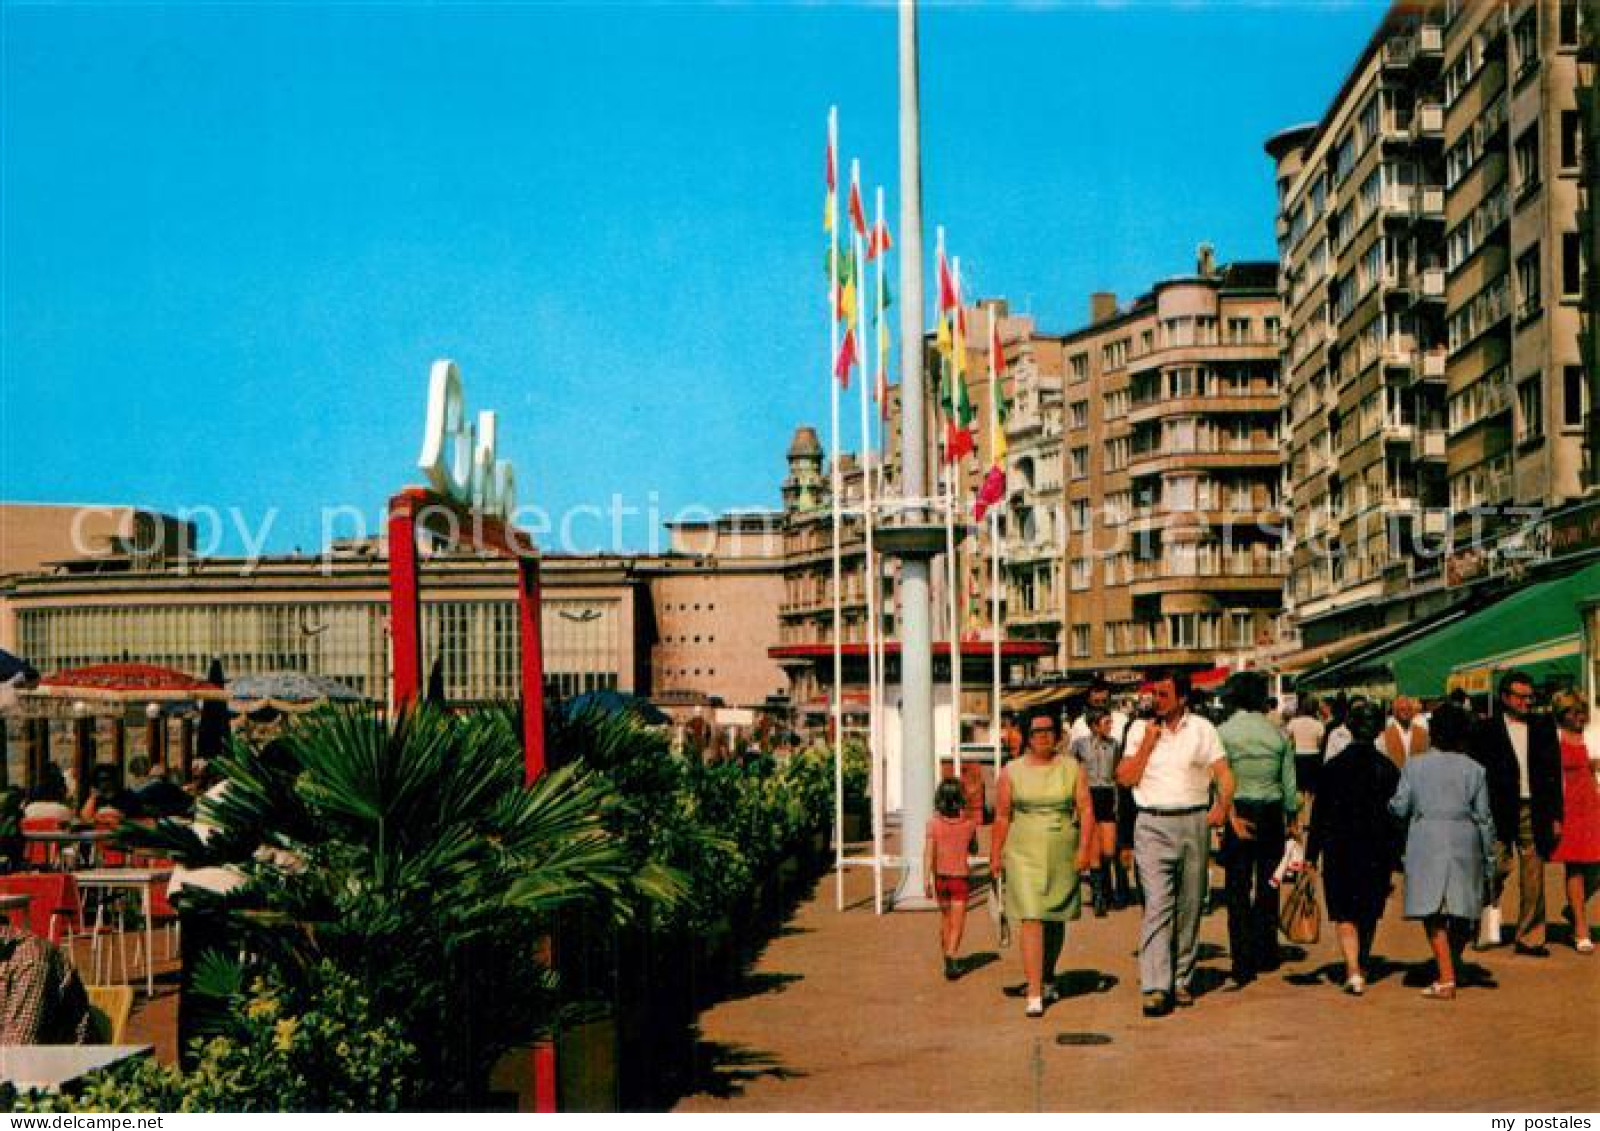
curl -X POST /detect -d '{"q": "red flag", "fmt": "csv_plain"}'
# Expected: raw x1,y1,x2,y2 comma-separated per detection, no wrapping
937,247,957,313
973,464,1006,522
944,419,974,463
825,127,835,192
849,179,867,237
990,319,1006,377
867,218,893,261
834,327,857,388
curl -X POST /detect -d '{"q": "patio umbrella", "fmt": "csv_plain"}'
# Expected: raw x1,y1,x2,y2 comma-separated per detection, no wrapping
227,671,366,714
566,689,670,726
0,649,39,686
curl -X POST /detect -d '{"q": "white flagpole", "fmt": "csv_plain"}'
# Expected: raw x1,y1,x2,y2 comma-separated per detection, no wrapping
948,256,965,776
989,306,1003,782
828,108,845,913
850,162,883,917
872,185,889,913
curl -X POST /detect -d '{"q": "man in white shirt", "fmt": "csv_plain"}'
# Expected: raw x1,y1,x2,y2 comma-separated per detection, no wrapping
1381,696,1429,769
1116,670,1236,1017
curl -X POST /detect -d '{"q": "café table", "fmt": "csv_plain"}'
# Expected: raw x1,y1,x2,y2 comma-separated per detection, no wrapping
21,829,113,871
0,1044,152,1094
72,869,172,998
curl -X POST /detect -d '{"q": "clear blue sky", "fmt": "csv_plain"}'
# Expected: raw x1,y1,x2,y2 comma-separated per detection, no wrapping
2,1,1384,555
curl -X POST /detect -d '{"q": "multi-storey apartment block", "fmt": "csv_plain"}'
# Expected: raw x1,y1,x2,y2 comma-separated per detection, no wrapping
1056,251,1286,678
1268,0,1594,647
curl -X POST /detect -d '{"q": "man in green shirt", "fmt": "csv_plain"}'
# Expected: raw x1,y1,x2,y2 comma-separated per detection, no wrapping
1218,671,1300,987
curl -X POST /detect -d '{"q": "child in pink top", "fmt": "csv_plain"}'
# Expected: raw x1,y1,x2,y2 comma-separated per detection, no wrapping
925,778,980,980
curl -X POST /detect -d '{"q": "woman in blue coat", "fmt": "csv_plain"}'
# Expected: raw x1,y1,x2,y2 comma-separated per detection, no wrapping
1389,704,1497,1000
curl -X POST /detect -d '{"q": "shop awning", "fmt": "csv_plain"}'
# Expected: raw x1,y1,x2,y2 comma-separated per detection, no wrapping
1446,635,1583,695
1001,684,1087,712
1266,624,1409,679
1308,561,1599,697
1191,666,1230,690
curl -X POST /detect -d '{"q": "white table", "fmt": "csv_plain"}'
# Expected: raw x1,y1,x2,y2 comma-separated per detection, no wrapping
72,869,172,998
0,1044,151,1093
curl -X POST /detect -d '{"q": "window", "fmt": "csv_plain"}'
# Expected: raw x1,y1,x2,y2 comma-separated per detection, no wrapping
1069,400,1088,429
1071,625,1090,658
1517,376,1543,441
1516,245,1542,319
1070,446,1088,478
1069,352,1088,383
1070,499,1089,532
1513,127,1541,198
1563,232,1584,298
1444,39,1478,106
1561,111,1581,171
1070,557,1090,590
1559,0,1580,46
1264,317,1280,343
1564,366,1588,429
1139,329,1154,355
1227,317,1252,344
1512,9,1539,78
1102,339,1129,370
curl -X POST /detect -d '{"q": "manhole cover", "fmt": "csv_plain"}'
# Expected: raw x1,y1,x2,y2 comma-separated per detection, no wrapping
1055,1033,1112,1046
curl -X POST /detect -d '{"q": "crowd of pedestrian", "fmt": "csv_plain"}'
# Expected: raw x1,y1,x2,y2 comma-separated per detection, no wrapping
950,668,1600,1019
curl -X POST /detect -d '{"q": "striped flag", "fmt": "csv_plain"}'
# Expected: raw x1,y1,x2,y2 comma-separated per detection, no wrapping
824,112,837,234
867,217,893,262
990,316,1010,467
849,177,867,238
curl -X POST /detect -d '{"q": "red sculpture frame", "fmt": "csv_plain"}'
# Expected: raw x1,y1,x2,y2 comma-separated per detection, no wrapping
385,485,554,1110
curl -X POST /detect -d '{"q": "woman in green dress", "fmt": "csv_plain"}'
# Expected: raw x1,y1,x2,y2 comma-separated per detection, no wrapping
989,708,1098,1016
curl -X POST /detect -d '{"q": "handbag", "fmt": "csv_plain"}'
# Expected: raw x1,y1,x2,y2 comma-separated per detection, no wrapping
1278,862,1321,945
988,872,1011,948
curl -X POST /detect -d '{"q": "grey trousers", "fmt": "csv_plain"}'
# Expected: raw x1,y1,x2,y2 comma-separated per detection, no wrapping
1134,810,1209,995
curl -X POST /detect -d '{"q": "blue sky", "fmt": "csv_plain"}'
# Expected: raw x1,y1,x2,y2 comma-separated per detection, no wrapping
2,1,1384,554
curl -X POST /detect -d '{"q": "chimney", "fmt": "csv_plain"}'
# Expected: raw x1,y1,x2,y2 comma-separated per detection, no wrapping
1090,292,1118,324
1197,242,1217,276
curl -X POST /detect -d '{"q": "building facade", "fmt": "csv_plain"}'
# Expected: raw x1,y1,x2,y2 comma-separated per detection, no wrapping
1267,0,1594,648
1055,253,1286,679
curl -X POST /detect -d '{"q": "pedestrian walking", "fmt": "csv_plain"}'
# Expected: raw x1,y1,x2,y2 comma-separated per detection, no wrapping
1390,704,1497,1001
1070,706,1121,917
1307,701,1402,995
1466,670,1563,955
1549,691,1599,954
990,709,1096,1017
925,778,981,979
1217,671,1299,988
1117,671,1236,1017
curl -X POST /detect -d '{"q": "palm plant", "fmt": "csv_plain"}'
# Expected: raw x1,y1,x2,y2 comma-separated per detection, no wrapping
127,703,680,1108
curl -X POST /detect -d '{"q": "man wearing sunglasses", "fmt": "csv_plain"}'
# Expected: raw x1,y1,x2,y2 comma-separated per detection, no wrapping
1467,670,1563,955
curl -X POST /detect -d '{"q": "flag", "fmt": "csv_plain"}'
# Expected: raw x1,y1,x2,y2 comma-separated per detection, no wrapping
945,417,975,463
837,274,857,324
874,270,892,418
835,326,857,387
974,464,1006,522
934,313,952,358
867,217,893,261
990,318,1011,466
849,178,867,237
824,113,836,234
937,247,958,313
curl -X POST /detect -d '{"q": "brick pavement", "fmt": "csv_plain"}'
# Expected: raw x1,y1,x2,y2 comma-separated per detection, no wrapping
674,852,1600,1112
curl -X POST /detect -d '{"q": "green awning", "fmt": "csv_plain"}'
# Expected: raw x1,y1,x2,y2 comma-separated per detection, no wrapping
1365,561,1599,697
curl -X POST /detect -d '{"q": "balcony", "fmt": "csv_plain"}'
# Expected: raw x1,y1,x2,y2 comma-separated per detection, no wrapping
1381,420,1417,445
1382,35,1417,69
1417,24,1443,57
1413,428,1448,461
1379,186,1415,220
1421,350,1447,381
1126,444,1282,479
1411,185,1445,223
1382,336,1418,368
1410,102,1444,143
1129,551,1287,597
1414,268,1445,304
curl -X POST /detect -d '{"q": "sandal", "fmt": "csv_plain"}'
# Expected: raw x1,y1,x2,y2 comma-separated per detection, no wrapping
1421,981,1456,1000
1343,976,1365,996
1576,938,1594,955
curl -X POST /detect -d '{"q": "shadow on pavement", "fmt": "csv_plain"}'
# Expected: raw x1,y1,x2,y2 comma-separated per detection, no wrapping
684,1037,806,1101
721,970,803,1002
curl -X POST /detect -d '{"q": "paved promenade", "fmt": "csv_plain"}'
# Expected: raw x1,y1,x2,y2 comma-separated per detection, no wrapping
675,850,1600,1112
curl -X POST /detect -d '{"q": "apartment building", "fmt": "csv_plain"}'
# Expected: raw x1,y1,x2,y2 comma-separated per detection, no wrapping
1267,0,1593,647
1057,251,1286,678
